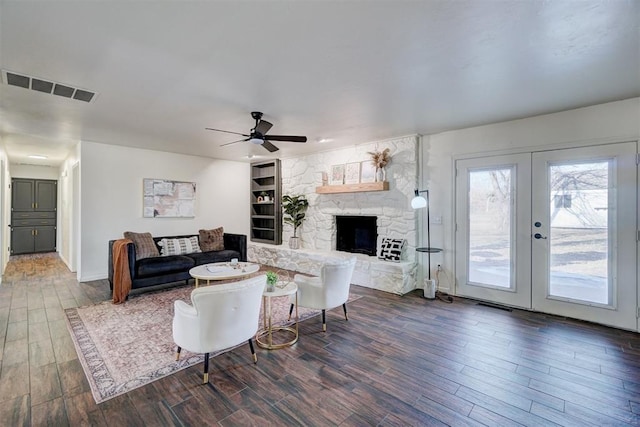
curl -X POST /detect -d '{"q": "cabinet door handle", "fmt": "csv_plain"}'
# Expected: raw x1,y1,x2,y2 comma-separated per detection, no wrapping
35,203,38,209
35,229,38,236
31,229,35,236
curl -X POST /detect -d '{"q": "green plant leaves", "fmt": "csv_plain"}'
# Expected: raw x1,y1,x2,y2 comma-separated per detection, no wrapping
282,194,309,237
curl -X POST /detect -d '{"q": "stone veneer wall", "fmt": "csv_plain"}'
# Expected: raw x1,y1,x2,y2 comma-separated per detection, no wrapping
281,134,419,259
248,135,420,295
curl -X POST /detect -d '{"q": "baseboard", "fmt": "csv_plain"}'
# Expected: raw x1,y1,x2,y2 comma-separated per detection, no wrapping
79,273,108,283
59,253,73,271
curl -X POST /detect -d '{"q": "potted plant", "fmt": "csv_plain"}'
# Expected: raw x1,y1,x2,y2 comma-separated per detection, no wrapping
265,271,278,292
282,194,309,249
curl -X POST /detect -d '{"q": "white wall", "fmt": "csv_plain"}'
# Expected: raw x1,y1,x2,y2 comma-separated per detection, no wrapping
10,163,59,179
0,141,9,276
78,141,249,281
423,97,640,292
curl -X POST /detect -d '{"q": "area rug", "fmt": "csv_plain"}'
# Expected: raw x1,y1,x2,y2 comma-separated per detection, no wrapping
65,281,358,404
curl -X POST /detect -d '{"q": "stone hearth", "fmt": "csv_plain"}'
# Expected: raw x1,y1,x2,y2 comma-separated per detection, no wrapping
248,243,417,295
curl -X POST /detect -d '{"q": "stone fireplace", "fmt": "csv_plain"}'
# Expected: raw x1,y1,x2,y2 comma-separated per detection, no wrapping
248,135,420,294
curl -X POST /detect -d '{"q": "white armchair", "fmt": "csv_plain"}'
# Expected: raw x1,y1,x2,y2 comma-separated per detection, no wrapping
289,258,356,332
172,274,265,384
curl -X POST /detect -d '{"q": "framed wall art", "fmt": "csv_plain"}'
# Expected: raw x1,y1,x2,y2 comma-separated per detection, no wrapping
360,161,376,183
330,164,345,185
344,162,361,184
143,178,196,218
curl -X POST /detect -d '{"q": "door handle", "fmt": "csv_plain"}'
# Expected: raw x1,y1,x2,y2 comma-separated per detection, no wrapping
534,233,547,240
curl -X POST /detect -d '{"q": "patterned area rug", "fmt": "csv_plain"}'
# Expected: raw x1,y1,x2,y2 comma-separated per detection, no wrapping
65,279,353,404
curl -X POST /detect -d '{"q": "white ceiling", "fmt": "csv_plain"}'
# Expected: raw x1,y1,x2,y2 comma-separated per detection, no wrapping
1,1,638,167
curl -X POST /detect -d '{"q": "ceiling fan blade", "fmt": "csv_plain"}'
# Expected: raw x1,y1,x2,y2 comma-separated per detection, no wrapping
220,138,249,147
206,127,249,137
254,119,273,136
264,135,307,143
261,140,279,152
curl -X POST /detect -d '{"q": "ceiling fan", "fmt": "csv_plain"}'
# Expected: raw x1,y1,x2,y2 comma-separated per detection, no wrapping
206,111,307,153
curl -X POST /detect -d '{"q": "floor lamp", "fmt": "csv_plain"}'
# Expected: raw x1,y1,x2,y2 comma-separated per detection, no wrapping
411,189,441,281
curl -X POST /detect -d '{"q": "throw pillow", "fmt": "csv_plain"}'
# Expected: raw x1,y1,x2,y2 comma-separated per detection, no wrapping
379,238,405,262
199,227,225,252
123,231,160,260
158,236,201,256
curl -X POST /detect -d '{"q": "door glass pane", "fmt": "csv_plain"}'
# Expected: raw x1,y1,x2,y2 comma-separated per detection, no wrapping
468,168,512,288
548,161,609,304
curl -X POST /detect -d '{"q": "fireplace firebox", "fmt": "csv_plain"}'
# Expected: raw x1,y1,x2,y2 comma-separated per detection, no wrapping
336,216,377,256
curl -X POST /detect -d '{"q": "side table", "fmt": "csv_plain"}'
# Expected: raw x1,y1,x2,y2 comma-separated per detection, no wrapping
256,281,298,349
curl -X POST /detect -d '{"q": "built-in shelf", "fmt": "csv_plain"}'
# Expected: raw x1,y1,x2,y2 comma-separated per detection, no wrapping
315,181,389,194
250,159,282,245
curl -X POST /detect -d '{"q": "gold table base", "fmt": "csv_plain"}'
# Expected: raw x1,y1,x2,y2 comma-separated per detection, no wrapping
256,285,298,350
256,325,298,349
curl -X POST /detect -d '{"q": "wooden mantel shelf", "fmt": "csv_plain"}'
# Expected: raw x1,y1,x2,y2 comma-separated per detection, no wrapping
315,181,389,194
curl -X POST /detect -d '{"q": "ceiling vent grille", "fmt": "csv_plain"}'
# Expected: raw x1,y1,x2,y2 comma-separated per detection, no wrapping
1,69,97,103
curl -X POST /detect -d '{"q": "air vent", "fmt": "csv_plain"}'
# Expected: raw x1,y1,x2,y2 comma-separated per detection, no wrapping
32,78,54,93
477,302,512,311
53,83,74,98
6,72,29,88
1,69,97,103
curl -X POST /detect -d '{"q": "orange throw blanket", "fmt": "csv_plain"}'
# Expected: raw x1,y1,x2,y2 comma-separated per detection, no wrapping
112,239,133,304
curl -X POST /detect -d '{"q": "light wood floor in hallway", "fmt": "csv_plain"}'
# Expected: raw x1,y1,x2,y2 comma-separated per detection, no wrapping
1,253,640,426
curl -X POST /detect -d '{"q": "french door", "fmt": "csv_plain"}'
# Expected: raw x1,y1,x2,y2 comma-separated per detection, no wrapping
455,154,532,309
455,142,638,330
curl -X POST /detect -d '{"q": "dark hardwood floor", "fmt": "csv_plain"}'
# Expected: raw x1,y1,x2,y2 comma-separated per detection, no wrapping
0,253,639,426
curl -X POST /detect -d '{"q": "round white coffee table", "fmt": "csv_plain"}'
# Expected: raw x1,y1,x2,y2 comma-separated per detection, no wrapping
189,262,260,287
256,281,298,350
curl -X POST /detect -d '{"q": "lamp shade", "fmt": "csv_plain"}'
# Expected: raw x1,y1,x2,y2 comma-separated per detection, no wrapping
249,137,263,145
411,196,427,209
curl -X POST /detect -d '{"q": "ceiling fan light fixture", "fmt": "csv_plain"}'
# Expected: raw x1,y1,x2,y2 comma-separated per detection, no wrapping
207,111,306,152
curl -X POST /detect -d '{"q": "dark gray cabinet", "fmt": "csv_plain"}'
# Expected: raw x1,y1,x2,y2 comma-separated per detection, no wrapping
11,179,57,254
11,179,35,211
34,180,57,211
12,179,57,212
250,160,282,245
11,227,37,255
